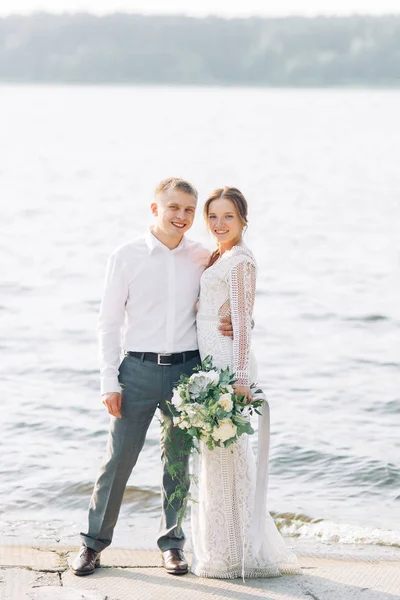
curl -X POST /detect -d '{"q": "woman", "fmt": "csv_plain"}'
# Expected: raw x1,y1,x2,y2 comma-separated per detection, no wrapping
191,187,299,579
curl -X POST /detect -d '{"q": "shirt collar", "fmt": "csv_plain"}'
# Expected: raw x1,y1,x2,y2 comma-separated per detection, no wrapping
144,229,188,255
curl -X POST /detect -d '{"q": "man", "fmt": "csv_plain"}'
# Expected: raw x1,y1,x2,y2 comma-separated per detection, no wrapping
72,177,232,576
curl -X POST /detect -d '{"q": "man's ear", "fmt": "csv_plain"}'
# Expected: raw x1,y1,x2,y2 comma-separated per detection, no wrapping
150,202,158,216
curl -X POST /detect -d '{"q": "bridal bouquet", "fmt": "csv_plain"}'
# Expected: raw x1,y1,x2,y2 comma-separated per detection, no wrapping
169,355,264,450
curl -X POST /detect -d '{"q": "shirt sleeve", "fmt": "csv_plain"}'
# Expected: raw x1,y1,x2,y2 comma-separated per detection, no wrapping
229,259,257,387
97,251,128,395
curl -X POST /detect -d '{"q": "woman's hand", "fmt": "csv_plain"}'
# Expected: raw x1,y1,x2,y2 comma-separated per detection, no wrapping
234,385,252,404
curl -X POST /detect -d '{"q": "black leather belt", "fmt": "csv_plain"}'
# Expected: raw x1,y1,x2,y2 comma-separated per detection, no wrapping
127,350,200,366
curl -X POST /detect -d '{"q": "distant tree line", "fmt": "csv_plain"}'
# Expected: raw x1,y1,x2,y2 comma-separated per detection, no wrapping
0,13,399,86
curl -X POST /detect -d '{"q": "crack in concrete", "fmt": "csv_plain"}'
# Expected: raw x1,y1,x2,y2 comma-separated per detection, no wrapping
97,565,160,570
303,588,321,600
1,563,160,575
0,566,66,574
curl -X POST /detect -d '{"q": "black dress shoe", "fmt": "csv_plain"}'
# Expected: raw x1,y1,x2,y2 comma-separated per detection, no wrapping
71,546,101,576
161,549,188,575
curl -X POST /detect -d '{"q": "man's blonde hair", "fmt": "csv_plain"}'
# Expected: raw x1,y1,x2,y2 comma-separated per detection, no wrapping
155,177,198,200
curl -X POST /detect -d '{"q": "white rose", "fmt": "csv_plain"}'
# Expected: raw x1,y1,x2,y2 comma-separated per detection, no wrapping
224,385,234,394
189,372,206,384
204,370,220,385
218,393,233,413
211,418,237,443
171,388,184,410
178,420,189,430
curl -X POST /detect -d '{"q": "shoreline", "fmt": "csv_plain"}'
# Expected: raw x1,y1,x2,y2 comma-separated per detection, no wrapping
2,510,399,559
1,545,399,599
2,528,400,563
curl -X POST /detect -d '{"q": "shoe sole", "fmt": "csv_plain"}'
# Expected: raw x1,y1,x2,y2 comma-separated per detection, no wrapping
72,562,101,576
72,569,95,576
163,567,188,575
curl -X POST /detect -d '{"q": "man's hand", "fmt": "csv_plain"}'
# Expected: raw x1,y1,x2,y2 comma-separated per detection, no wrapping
219,316,234,339
102,392,122,418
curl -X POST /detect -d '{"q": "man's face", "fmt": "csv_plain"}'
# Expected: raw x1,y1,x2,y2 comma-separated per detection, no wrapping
151,189,197,240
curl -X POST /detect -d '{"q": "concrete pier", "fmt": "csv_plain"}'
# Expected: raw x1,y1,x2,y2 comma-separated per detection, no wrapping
0,545,399,600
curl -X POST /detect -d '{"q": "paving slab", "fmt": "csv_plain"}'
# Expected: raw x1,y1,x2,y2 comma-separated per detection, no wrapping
300,559,400,599
0,569,59,600
0,546,61,570
61,559,400,600
1,547,400,600
62,567,306,600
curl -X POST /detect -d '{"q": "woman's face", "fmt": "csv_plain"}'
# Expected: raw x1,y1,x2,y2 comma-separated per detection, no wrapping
207,197,243,248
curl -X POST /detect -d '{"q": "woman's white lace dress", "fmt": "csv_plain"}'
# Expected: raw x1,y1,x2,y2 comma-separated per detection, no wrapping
191,244,299,579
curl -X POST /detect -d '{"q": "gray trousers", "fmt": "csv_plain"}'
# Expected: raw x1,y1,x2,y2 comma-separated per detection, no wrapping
80,352,199,553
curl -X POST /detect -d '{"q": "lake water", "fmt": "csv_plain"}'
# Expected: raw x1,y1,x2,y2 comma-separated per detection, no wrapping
1,85,399,555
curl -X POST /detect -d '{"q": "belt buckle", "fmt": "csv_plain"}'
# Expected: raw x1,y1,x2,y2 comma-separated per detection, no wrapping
158,353,172,366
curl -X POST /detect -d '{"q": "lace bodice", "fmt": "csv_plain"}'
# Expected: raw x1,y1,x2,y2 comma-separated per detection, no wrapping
197,244,257,386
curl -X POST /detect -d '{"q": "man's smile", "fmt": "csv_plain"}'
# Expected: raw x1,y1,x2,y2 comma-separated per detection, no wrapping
172,221,186,229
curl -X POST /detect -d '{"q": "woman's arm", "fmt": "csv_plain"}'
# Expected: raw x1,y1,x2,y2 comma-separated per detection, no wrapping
229,259,257,397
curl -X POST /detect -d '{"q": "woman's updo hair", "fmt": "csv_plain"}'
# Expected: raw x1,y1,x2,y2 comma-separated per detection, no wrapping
204,187,248,267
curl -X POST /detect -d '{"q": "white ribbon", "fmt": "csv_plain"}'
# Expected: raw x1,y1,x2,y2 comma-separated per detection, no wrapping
248,398,270,554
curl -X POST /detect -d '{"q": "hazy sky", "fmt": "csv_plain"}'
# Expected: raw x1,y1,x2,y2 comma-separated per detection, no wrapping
1,0,400,17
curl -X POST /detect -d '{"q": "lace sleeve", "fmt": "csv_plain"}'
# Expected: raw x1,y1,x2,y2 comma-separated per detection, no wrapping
229,259,256,386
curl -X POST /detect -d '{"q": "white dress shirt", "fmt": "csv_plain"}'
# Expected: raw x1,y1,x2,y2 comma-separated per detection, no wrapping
98,230,210,394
